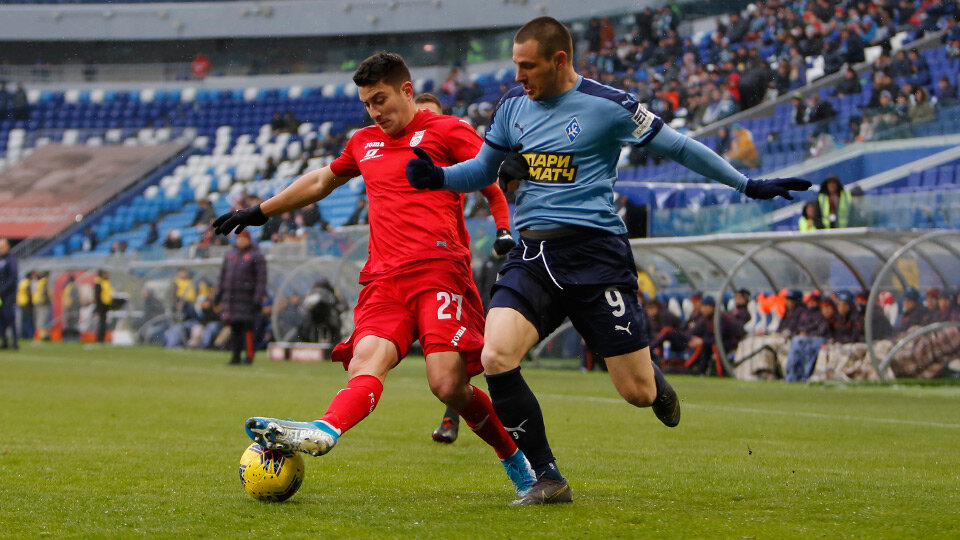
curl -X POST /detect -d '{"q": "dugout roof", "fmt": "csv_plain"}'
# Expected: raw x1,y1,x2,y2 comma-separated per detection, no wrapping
631,228,960,378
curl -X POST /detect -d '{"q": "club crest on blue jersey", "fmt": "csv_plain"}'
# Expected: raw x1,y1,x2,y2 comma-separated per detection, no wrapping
564,117,581,143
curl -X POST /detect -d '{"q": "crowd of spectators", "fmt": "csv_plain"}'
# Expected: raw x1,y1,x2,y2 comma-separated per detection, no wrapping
567,1,957,134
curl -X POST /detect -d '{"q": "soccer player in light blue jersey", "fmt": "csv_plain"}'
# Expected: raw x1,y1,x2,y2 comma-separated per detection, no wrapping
407,17,811,505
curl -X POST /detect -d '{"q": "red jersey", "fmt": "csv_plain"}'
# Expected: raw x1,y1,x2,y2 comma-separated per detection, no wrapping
330,110,505,283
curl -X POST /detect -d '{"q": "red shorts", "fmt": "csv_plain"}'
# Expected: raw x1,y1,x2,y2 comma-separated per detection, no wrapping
331,260,485,377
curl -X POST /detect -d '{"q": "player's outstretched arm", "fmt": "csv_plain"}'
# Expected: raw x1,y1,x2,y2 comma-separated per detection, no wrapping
213,166,350,235
406,143,504,193
646,125,811,200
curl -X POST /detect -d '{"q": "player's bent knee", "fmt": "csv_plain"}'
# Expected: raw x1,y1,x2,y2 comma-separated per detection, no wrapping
481,347,521,374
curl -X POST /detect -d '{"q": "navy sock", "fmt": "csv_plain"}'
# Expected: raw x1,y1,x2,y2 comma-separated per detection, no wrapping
652,361,668,401
485,367,563,481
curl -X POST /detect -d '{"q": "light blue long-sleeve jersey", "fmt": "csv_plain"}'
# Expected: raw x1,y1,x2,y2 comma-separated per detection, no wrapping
441,76,749,233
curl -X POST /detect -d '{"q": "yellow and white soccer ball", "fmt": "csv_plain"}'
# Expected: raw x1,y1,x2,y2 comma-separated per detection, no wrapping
238,443,305,501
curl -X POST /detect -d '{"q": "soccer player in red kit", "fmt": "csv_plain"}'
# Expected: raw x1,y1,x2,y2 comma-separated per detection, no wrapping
213,51,535,499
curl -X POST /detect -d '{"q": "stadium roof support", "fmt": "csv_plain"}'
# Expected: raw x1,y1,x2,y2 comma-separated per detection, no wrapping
630,228,960,379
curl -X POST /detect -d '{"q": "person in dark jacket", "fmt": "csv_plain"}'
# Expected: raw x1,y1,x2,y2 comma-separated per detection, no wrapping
685,296,745,373
830,291,864,343
778,289,807,335
0,239,18,350
732,288,752,328
646,297,685,357
895,288,928,335
215,229,267,365
796,291,829,336
833,67,862,96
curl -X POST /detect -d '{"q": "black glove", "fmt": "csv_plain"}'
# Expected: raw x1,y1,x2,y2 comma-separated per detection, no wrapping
212,205,268,235
498,144,529,193
406,147,444,190
492,228,516,256
744,178,812,200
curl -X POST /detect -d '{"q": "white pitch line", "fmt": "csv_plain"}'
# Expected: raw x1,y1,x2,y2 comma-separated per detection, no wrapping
539,393,960,429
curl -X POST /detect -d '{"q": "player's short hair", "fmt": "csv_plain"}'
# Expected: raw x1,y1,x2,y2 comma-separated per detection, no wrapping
414,92,443,108
514,17,573,60
353,51,412,89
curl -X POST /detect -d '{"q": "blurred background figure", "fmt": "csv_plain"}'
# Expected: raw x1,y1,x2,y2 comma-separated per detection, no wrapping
215,230,267,365
0,239,18,350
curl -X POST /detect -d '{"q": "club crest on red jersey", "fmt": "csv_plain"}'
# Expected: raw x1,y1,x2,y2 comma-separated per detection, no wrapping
409,130,426,147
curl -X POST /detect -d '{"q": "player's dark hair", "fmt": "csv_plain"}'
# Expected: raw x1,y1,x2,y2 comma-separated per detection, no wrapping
353,51,412,89
414,92,443,108
514,17,573,60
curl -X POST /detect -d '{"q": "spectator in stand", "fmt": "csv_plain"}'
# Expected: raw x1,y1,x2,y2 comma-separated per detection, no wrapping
805,94,837,124
191,53,211,81
868,72,901,108
889,50,913,78
906,48,931,87
82,227,98,252
839,26,866,65
790,92,808,125
193,199,217,227
725,124,761,170
270,112,286,133
817,175,851,229
0,82,9,120
344,196,368,226
262,156,278,180
908,87,936,125
12,83,28,121
799,201,821,231
772,62,793,96
284,112,300,133
833,66,863,96
937,75,958,105
163,229,183,250
144,222,159,246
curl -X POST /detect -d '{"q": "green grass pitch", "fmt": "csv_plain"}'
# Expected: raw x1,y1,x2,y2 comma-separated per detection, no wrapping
2,343,959,538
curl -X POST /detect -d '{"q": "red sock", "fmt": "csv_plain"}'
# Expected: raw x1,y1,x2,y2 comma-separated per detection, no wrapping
318,375,383,434
455,385,519,459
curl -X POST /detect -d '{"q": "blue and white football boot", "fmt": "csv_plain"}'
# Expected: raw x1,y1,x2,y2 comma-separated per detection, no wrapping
501,449,537,498
245,417,340,457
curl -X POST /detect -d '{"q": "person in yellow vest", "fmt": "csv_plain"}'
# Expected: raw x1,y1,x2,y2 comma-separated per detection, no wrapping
61,274,81,340
798,201,821,232
637,269,657,303
94,269,113,343
32,271,51,340
17,271,36,341
817,175,850,228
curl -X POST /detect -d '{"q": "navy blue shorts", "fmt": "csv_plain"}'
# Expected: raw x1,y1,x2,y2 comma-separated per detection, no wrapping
488,230,650,357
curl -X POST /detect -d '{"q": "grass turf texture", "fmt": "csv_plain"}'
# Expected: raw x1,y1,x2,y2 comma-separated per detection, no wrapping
2,343,959,539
